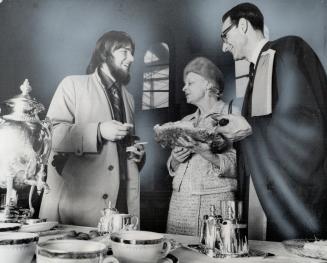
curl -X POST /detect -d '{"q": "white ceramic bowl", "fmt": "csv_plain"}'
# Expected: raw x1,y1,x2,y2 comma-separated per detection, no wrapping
0,223,21,232
37,239,118,263
111,230,172,263
0,232,38,263
19,221,58,233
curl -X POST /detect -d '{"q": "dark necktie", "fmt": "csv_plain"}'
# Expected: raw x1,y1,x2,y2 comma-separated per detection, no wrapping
109,83,124,122
109,84,128,213
97,67,125,123
249,62,255,83
241,62,255,117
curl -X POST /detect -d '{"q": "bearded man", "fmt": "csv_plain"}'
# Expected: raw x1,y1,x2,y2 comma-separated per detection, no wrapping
39,31,145,226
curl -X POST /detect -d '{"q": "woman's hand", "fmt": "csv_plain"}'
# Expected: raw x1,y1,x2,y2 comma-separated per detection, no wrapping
177,135,222,166
172,146,192,162
170,146,192,171
177,135,210,155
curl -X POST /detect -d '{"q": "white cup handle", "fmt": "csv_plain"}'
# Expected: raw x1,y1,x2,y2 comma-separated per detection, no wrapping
103,255,119,263
132,215,139,229
160,238,172,259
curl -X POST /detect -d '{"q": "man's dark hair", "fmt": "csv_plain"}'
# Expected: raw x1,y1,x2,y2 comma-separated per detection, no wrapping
222,3,264,32
86,31,135,74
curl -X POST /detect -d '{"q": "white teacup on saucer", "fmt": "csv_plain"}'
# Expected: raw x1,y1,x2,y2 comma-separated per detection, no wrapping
111,230,172,263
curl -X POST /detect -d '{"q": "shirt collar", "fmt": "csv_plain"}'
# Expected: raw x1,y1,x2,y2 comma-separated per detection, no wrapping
97,66,119,89
249,38,268,65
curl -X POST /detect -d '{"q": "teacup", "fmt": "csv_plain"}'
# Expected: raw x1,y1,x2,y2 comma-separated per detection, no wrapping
0,232,38,263
110,213,138,233
37,239,118,263
111,230,172,263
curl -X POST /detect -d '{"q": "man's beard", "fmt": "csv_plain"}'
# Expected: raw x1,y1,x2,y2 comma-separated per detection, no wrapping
107,58,131,85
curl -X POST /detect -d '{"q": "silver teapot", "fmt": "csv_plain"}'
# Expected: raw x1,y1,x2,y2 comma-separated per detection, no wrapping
0,79,52,222
97,201,118,235
200,203,248,258
97,201,138,235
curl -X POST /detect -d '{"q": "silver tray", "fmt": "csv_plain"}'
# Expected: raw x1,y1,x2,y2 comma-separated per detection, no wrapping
185,244,274,258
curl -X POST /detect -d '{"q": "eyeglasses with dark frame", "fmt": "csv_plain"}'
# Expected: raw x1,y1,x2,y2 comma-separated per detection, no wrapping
221,24,235,43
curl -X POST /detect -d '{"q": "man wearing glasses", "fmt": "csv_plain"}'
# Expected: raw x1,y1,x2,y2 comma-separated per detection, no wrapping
220,3,327,241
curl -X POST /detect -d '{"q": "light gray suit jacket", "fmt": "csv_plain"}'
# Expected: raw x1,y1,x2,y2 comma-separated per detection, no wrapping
39,71,140,227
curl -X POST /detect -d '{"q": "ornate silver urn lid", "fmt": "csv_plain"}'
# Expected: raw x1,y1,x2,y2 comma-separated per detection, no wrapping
2,79,45,122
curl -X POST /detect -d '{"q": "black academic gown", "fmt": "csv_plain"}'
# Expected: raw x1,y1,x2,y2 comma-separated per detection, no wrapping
239,36,327,241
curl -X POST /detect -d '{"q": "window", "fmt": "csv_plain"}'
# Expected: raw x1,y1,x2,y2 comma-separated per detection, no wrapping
142,42,169,110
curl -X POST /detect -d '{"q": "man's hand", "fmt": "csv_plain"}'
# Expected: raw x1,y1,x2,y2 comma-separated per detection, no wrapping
126,143,145,163
99,121,133,141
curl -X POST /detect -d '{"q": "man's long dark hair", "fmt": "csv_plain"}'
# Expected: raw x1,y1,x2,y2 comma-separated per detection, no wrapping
222,3,264,32
86,31,135,74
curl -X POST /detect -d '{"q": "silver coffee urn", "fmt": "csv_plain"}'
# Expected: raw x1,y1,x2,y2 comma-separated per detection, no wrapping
0,79,52,222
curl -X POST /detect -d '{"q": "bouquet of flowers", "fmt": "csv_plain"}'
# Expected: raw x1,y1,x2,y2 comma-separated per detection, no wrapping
153,114,252,152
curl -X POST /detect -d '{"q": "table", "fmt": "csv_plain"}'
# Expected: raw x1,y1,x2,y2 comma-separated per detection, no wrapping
35,225,326,263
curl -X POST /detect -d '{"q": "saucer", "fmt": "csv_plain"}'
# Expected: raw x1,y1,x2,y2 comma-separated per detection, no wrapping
0,223,21,232
19,221,58,233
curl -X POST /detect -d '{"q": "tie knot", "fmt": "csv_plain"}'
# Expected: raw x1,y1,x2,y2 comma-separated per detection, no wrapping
114,82,121,89
249,62,254,73
110,83,120,95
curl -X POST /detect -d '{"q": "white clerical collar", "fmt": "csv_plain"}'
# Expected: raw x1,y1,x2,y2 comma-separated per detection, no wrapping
249,38,268,65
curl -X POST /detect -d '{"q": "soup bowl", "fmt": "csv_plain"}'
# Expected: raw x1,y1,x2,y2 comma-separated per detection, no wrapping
0,231,38,263
37,239,118,263
111,230,172,263
0,223,21,232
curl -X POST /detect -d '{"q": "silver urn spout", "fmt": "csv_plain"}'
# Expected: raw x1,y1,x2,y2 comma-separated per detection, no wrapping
0,79,52,222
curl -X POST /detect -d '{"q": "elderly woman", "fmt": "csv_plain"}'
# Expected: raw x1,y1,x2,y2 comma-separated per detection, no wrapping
166,57,243,236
